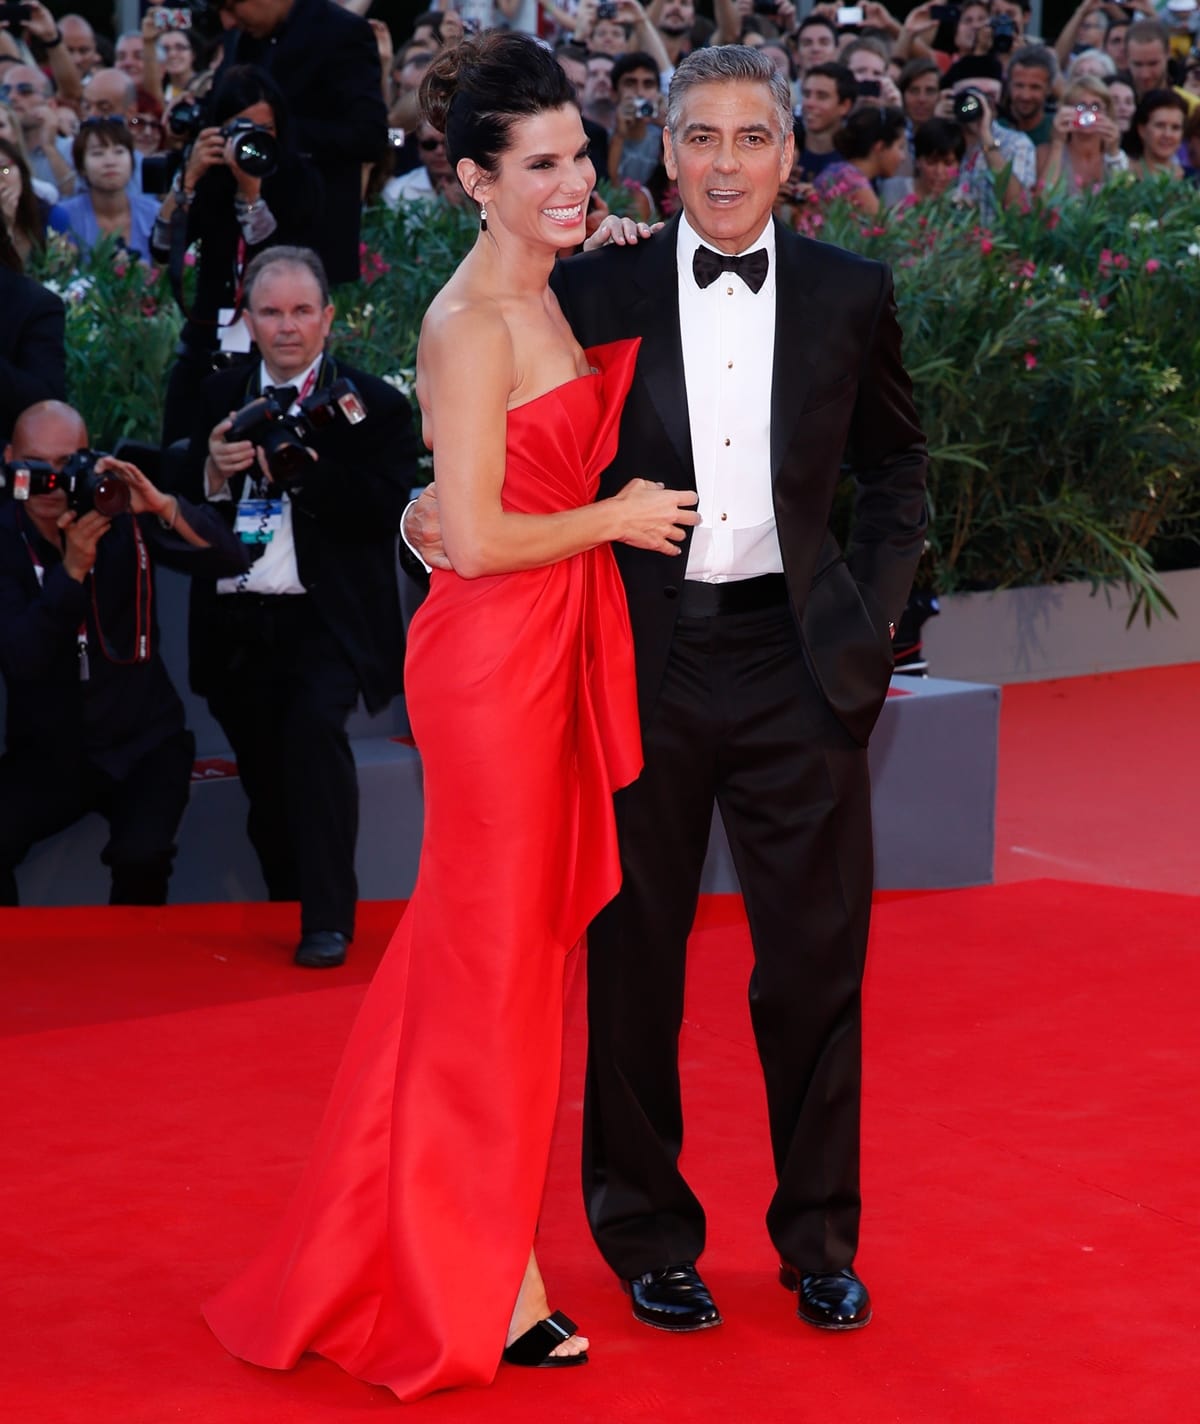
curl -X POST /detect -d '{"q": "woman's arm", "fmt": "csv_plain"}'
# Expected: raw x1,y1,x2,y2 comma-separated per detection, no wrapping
419,304,698,579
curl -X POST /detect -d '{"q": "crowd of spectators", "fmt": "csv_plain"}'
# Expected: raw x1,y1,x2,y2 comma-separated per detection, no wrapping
2,0,1200,932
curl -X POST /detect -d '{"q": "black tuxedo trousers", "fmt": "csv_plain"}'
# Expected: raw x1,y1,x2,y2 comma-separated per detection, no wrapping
583,604,871,1277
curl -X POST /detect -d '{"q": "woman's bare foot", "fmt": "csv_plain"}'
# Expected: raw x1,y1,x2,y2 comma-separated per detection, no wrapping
506,1249,589,1360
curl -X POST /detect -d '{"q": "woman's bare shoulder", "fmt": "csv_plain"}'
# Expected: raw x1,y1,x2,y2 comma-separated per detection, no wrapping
417,283,516,420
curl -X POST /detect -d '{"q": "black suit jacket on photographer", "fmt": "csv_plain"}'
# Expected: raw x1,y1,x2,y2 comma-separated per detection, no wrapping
0,269,66,446
219,0,387,284
181,355,419,712
176,156,326,350
0,497,247,778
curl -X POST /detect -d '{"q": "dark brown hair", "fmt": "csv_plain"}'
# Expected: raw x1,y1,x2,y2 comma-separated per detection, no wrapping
420,31,577,174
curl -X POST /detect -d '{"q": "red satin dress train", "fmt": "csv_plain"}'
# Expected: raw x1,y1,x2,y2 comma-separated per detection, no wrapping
203,338,643,1401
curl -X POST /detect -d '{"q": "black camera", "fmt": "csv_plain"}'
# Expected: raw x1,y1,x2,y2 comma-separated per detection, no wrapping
752,0,779,12
0,2,34,26
857,78,882,98
930,3,959,20
0,450,131,518
220,118,279,178
596,1,617,18
167,97,205,141
953,88,985,123
224,379,368,487
989,13,1015,53
633,97,656,120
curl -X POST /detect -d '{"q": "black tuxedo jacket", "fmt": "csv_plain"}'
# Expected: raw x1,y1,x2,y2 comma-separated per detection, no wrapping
552,216,928,746
179,355,420,713
0,269,66,445
220,0,386,284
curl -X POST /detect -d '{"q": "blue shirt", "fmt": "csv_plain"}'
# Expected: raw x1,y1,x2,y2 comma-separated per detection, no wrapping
53,191,162,264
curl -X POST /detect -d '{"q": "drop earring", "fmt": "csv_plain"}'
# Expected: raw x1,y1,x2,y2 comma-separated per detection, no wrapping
479,201,488,232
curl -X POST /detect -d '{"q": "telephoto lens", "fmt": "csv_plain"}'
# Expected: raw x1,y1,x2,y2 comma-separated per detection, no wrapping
221,119,279,178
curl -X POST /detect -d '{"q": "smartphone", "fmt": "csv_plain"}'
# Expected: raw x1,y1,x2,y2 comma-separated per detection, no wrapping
0,0,34,25
856,78,882,97
930,4,960,21
836,5,864,25
152,7,192,29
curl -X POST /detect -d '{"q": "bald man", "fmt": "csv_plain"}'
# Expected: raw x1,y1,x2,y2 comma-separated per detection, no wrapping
0,401,247,906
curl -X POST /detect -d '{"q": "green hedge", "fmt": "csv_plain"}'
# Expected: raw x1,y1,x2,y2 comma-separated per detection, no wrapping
36,174,1200,615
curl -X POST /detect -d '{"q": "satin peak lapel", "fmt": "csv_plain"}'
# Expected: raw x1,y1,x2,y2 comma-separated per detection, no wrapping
627,216,694,486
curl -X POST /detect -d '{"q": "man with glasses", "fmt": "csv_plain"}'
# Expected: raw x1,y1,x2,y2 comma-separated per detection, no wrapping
380,120,465,207
0,64,76,198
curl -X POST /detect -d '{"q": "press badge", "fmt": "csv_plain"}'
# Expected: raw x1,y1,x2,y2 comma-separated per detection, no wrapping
217,309,253,354
235,497,283,547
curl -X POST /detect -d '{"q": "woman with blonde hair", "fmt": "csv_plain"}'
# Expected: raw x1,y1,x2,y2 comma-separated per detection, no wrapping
1041,74,1128,194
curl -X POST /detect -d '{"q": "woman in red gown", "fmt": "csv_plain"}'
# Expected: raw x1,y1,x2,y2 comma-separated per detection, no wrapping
203,33,699,1401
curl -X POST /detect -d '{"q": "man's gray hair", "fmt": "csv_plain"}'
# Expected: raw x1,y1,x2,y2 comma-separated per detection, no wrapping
666,45,793,145
1009,43,1058,81
243,245,331,309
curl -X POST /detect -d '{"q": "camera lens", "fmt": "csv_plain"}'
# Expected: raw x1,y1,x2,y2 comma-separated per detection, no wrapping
229,128,278,178
953,90,983,123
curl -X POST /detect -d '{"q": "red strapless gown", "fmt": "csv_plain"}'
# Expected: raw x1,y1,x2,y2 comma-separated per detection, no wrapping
203,339,643,1401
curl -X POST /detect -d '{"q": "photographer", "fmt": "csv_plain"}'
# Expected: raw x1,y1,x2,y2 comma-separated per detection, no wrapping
608,50,665,184
155,64,324,447
215,0,387,286
0,399,248,906
1041,73,1127,192
936,54,1035,214
179,247,420,969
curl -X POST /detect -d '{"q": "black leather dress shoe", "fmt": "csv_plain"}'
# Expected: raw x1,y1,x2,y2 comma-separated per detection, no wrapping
780,1265,872,1331
625,1263,723,1332
294,930,349,968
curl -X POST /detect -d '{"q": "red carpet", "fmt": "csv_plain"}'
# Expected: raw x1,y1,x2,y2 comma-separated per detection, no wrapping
4,877,1198,1424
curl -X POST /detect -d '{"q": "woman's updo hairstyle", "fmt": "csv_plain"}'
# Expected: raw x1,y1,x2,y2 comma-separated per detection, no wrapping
420,31,577,174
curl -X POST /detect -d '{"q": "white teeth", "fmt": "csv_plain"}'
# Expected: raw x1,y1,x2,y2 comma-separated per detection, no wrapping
544,205,583,219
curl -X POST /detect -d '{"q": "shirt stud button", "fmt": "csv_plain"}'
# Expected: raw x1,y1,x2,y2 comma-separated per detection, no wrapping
720,512,728,521
724,437,730,446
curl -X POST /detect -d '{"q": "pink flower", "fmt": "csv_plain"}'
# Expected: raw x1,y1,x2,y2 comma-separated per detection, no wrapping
1145,258,1161,274
1024,352,1038,370
1098,248,1113,271
1113,252,1130,270
980,238,994,255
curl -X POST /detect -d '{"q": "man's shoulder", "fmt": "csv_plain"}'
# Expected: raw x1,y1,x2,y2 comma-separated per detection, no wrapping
779,223,889,291
283,0,373,43
327,357,409,412
0,267,64,321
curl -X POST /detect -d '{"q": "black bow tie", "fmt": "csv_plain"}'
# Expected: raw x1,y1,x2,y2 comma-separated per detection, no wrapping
692,245,769,293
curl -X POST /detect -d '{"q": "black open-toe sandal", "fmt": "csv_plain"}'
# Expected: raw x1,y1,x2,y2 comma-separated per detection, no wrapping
502,1310,589,1368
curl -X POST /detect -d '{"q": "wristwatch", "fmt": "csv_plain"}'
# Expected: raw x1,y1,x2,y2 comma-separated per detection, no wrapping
43,27,63,48
985,138,1002,151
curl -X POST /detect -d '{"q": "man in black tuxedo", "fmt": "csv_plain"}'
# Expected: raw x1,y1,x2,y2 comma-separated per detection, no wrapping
553,45,927,1334
180,246,418,967
216,0,386,285
407,46,926,1332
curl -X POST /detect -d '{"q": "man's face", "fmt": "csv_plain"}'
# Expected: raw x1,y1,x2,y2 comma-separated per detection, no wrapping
618,66,659,104
658,0,695,36
590,19,629,56
80,71,135,122
61,17,100,76
1105,22,1128,67
1127,39,1168,96
115,36,145,84
797,25,837,75
6,411,89,525
664,79,793,255
1007,64,1049,122
801,75,848,135
244,266,334,382
224,0,294,41
2,66,48,121
584,56,615,106
904,70,941,124
848,50,886,87
415,122,452,183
